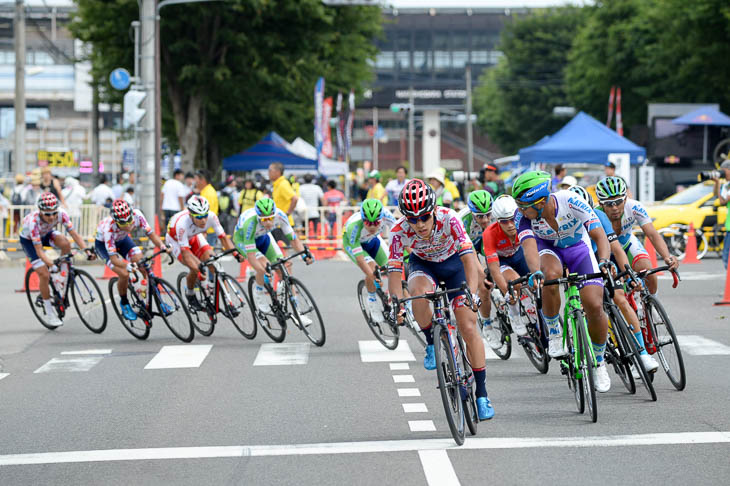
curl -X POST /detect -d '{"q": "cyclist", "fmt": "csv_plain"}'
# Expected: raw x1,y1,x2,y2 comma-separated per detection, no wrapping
388,179,494,420
232,197,313,324
595,176,679,295
513,171,613,393
95,199,167,320
20,192,95,326
569,184,659,374
166,195,241,312
342,199,397,323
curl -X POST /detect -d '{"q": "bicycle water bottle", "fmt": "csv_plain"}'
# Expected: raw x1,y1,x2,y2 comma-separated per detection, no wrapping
447,323,459,359
521,293,538,324
51,263,67,294
139,277,148,300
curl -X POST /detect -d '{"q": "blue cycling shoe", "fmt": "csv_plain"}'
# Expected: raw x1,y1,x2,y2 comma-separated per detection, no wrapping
424,344,436,370
159,302,173,316
121,302,137,321
477,396,495,420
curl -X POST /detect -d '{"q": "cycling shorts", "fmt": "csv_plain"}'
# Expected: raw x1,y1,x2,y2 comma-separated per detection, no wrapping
622,233,650,266
345,236,388,267
167,233,212,262
498,246,530,277
95,236,141,268
407,252,467,305
254,233,284,263
20,233,57,269
536,238,602,288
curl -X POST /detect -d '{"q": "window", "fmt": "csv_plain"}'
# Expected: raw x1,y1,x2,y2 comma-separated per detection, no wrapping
413,51,429,70
375,51,394,69
0,50,14,64
396,51,410,70
434,51,450,69
452,50,469,68
0,106,50,138
662,183,712,205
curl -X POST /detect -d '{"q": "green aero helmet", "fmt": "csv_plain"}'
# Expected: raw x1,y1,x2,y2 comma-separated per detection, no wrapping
595,176,627,201
511,170,551,203
467,190,492,214
255,197,275,217
360,198,384,223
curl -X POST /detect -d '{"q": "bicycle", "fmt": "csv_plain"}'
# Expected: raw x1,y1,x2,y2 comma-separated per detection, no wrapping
356,265,427,350
393,283,478,446
656,224,708,260
175,249,257,339
108,249,194,342
247,246,326,346
623,264,686,391
25,252,107,333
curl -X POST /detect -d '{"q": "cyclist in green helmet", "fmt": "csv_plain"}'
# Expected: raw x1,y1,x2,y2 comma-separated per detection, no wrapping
343,198,398,323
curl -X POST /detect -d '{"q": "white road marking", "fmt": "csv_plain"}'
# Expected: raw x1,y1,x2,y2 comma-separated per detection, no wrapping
402,403,428,413
144,345,213,370
0,373,8,381
408,420,436,432
393,375,415,383
61,349,112,356
678,335,730,355
34,357,103,373
418,450,460,486
398,388,421,397
359,340,415,362
658,272,725,281
0,432,728,465
253,343,310,366
482,338,517,360
389,363,410,370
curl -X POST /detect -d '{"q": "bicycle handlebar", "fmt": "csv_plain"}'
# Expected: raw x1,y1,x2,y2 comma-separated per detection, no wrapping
198,248,237,271
139,247,174,268
264,246,313,274
392,282,473,312
622,264,680,289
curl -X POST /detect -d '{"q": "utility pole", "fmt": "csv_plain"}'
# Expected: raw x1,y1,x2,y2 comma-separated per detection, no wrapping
14,0,25,175
139,0,156,223
465,65,474,180
372,106,378,171
408,87,414,171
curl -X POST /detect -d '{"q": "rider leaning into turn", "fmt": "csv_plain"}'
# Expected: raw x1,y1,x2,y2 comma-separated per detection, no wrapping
20,192,95,326
388,179,495,420
512,171,614,393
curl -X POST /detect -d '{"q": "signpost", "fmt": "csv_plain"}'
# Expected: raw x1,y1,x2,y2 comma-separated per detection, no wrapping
109,68,131,91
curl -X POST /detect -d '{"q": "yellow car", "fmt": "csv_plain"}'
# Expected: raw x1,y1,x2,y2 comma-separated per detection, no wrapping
646,181,727,230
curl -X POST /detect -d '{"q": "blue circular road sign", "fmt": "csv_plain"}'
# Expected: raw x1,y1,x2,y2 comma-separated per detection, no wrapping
110,68,131,91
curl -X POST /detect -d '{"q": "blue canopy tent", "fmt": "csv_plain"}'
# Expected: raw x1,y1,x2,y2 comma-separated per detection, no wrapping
518,111,646,166
223,132,317,172
671,106,730,162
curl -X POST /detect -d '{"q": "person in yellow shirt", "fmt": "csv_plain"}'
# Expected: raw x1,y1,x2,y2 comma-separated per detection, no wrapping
239,179,263,214
436,167,461,202
365,170,388,204
195,169,219,246
269,162,299,225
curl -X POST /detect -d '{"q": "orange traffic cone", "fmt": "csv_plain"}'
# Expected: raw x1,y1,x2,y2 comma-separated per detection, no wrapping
16,258,39,292
99,263,116,280
683,223,701,264
715,262,730,306
236,259,249,282
645,236,659,268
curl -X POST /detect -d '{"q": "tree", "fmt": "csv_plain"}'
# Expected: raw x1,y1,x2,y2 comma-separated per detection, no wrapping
473,8,586,154
71,0,381,172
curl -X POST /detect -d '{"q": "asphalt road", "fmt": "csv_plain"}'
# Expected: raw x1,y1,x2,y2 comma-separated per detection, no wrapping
0,257,728,485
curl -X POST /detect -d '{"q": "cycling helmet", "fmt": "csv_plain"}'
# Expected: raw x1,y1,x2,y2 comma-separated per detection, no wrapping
491,195,518,220
467,190,492,215
596,176,627,201
186,195,210,216
111,199,133,225
254,197,275,217
368,170,381,181
568,184,594,208
37,192,59,212
361,198,384,223
512,170,551,204
399,179,436,218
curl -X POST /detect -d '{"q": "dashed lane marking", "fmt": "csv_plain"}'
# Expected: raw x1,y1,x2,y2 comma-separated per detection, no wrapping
253,343,310,366
398,388,421,397
359,340,415,362
34,357,103,373
144,345,213,370
402,403,428,413
408,420,437,432
61,349,112,356
390,363,410,370
677,335,730,355
393,374,415,383
0,373,8,381
419,450,460,486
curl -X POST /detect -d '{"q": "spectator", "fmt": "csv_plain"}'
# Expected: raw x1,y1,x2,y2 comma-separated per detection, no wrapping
195,168,220,246
604,161,616,177
160,168,190,228
11,173,26,233
184,172,196,195
111,173,125,199
323,180,345,237
385,166,409,205
299,174,324,236
365,170,388,204
123,186,135,206
62,177,87,221
558,175,578,191
269,161,298,225
89,174,116,206
440,168,461,203
427,170,453,207
239,179,263,214
39,167,67,208
482,164,506,198
218,176,239,234
22,169,43,207
713,159,730,268
551,164,566,190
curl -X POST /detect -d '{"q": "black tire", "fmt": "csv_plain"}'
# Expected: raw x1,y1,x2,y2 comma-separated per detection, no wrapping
616,315,657,401
521,320,550,374
219,274,257,339
108,277,150,340
491,311,512,360
458,334,478,436
645,296,686,391
24,267,61,330
70,268,107,333
576,312,598,423
247,276,286,343
288,277,326,347
606,309,635,394
434,325,465,446
357,280,399,350
153,278,195,343
176,272,215,337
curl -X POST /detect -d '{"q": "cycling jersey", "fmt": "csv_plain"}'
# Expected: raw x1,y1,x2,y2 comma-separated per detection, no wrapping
605,198,652,246
95,209,152,255
342,208,396,257
482,220,521,264
232,207,296,256
517,190,601,248
388,206,473,272
591,208,618,253
19,209,73,245
166,209,225,247
457,208,489,254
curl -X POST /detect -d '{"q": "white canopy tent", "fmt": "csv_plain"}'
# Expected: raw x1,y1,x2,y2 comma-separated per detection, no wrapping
289,138,348,176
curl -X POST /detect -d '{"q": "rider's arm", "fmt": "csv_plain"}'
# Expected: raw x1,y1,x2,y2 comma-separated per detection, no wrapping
387,231,406,300
67,229,87,251
588,226,610,262
34,243,54,268
610,239,630,271
487,259,509,296
520,237,540,274
148,232,166,250
460,251,480,295
641,222,675,263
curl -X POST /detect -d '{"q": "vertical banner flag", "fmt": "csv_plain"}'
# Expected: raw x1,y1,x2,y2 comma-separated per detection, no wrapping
322,96,333,158
606,85,616,128
345,89,355,161
336,92,344,161
615,87,624,136
314,77,325,163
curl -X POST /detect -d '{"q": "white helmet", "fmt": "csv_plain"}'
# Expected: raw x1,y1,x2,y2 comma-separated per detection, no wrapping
186,195,210,216
491,195,518,220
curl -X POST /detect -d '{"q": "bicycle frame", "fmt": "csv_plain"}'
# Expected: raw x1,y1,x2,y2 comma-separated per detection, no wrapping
262,247,312,319
197,248,238,319
561,280,597,374
128,249,174,321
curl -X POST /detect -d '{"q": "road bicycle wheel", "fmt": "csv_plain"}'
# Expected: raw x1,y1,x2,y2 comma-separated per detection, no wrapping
564,314,584,414
176,272,214,337
457,333,478,437
434,325,465,446
645,295,686,391
219,274,257,340
108,277,150,340
24,267,61,330
288,277,326,347
491,310,512,360
614,313,657,401
153,278,194,343
357,280,399,350
247,276,286,343
70,268,107,333
521,321,549,374
576,311,598,423
404,311,427,348
605,310,635,394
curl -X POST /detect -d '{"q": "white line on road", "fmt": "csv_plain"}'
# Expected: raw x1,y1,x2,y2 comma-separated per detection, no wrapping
0,431,728,466
398,388,421,397
34,357,103,373
393,375,415,383
61,349,112,356
408,420,437,432
658,272,725,281
359,340,415,362
0,373,8,381
402,403,428,413
253,343,310,366
418,450,460,486
677,335,730,355
144,345,213,370
389,363,410,370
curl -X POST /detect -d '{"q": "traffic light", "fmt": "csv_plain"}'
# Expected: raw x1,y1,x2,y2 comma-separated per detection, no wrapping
123,89,147,127
390,103,413,113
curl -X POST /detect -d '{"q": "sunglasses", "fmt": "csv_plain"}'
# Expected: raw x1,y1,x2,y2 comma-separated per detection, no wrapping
498,218,515,224
117,220,133,228
191,213,209,220
41,211,57,217
406,213,432,225
601,198,625,208
516,196,546,210
474,213,490,220
258,215,275,223
363,219,381,227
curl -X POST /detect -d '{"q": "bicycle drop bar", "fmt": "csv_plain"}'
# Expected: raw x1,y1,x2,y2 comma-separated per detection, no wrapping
622,264,680,289
265,246,313,273
139,248,174,268
198,248,238,269
392,282,473,312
